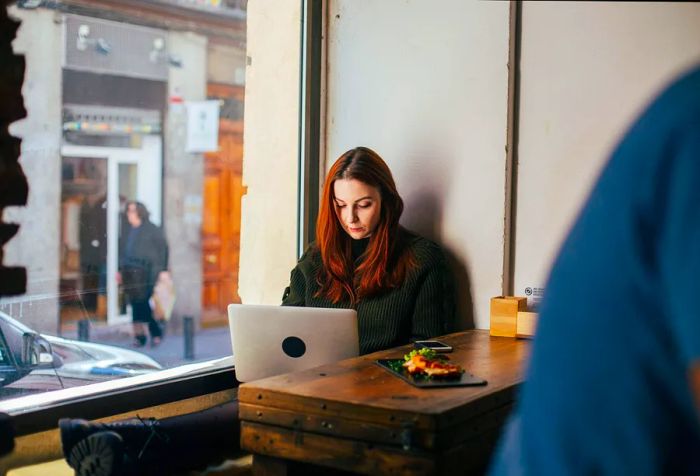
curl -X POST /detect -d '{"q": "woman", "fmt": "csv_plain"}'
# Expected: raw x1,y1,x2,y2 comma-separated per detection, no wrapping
283,146,455,354
118,201,169,347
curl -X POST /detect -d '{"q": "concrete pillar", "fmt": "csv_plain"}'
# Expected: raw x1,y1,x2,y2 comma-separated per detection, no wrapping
238,0,301,304
163,31,207,332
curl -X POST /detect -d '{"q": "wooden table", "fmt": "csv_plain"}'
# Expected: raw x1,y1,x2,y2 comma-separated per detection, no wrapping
238,330,529,475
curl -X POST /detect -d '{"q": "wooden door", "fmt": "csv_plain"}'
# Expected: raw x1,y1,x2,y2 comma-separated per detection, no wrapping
201,83,245,328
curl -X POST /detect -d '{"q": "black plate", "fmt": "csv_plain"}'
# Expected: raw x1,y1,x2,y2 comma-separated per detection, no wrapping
375,359,487,388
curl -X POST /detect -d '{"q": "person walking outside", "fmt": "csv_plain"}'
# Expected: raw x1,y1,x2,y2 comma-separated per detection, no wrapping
118,201,168,347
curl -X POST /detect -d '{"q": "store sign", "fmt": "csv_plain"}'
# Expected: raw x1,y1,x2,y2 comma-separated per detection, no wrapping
166,0,223,9
185,100,220,153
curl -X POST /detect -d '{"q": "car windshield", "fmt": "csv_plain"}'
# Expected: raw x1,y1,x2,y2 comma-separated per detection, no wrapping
0,311,33,365
0,311,35,335
49,340,94,364
0,342,10,366
0,307,167,400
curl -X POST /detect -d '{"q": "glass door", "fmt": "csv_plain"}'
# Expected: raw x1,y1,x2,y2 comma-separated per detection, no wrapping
59,156,108,324
61,136,162,326
113,162,139,321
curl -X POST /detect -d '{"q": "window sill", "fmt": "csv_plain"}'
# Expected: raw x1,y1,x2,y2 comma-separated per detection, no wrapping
2,357,238,436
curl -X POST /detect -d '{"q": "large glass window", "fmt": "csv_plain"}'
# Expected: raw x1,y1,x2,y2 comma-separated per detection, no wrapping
0,0,301,408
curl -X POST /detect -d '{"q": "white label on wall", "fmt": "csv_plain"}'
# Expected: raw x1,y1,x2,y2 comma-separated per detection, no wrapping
523,286,545,311
185,100,220,153
183,194,202,225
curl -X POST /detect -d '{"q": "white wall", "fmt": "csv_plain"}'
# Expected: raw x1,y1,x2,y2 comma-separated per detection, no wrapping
238,0,301,304
326,0,511,329
513,2,700,303
241,1,700,328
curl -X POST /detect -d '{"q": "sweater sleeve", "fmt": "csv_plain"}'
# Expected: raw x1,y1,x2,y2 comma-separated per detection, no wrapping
282,248,314,306
410,246,455,341
281,265,306,306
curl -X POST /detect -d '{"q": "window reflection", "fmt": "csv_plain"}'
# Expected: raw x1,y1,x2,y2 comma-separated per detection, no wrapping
1,0,249,402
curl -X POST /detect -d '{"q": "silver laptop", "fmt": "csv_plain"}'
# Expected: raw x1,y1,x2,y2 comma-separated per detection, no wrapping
227,304,359,382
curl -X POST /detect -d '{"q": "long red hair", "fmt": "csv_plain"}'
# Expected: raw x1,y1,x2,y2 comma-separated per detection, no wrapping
316,147,415,305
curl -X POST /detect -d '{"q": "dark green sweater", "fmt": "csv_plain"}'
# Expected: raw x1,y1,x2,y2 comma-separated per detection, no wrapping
282,230,455,355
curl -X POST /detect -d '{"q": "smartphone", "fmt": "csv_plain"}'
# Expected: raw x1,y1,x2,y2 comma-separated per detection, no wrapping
414,340,453,353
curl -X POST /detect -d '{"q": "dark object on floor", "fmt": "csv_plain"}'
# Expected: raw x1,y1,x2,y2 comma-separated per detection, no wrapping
59,402,241,475
0,412,15,456
60,416,170,476
66,431,123,476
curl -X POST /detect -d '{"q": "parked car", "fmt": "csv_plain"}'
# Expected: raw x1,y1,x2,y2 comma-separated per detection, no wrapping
0,310,162,400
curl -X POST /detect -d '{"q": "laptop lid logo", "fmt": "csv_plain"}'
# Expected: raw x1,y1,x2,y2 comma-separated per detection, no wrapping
282,336,306,358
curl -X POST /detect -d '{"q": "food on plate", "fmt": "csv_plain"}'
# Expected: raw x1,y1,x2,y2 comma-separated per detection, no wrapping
401,348,464,378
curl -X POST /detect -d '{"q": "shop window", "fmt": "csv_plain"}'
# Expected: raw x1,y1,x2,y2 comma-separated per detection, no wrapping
0,0,302,415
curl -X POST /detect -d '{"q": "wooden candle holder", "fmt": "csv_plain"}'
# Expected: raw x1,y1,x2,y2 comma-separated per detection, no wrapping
516,311,538,338
489,296,527,337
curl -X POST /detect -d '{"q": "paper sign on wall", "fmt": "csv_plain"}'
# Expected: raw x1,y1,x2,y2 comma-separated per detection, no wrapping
183,194,202,225
523,286,545,311
185,100,220,153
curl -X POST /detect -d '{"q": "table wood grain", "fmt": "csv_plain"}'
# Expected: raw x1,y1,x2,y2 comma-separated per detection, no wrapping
239,330,529,475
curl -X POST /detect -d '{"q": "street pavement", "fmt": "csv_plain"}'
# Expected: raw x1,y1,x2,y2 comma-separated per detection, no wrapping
61,323,233,368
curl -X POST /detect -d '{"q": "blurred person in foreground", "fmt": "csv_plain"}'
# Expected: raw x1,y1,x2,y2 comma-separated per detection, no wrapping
490,65,700,475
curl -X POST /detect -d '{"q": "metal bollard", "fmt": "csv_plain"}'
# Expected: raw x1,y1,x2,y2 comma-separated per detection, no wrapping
184,316,195,360
78,319,90,342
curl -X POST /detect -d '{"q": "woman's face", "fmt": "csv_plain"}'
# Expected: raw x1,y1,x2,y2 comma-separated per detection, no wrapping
333,178,382,239
126,203,142,227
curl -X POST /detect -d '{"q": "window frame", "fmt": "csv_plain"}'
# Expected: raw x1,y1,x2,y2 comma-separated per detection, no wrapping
297,0,323,256
8,364,236,436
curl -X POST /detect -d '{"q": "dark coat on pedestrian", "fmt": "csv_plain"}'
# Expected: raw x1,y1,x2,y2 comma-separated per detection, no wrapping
120,220,168,300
